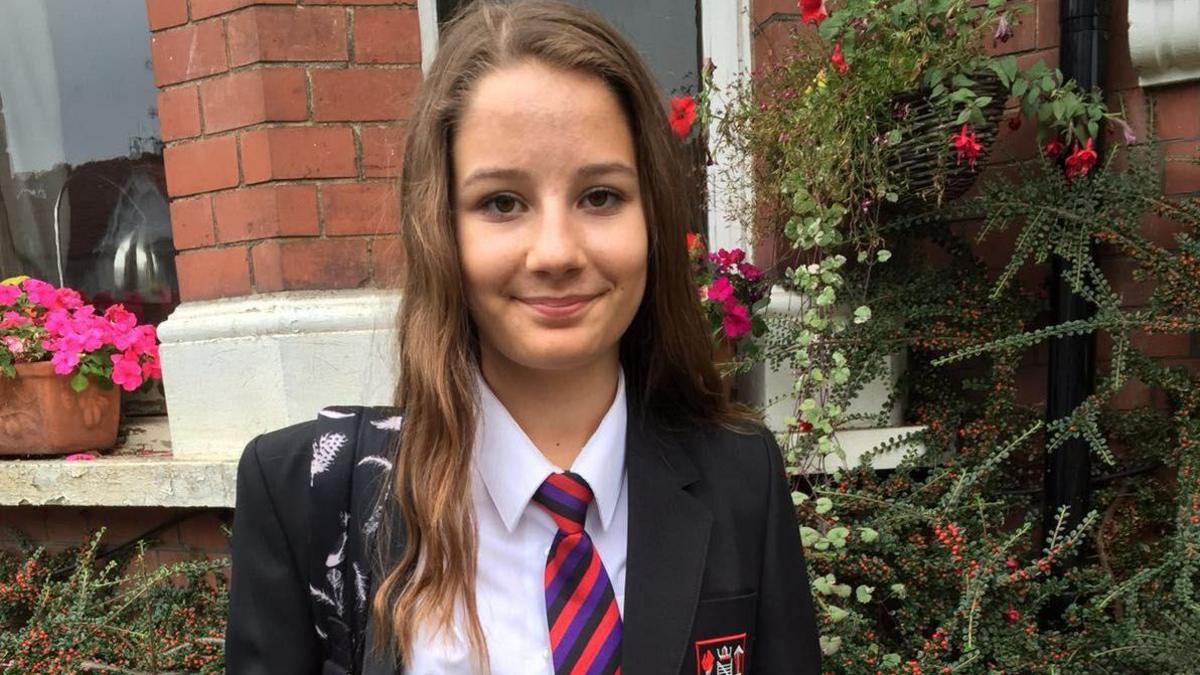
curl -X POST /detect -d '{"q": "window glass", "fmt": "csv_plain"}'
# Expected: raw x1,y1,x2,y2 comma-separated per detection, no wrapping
0,0,177,327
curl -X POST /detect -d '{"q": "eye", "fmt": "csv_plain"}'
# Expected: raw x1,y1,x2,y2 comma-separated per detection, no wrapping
582,188,624,210
480,193,524,217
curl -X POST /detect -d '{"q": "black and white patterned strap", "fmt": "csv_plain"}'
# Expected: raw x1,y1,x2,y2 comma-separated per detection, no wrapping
309,405,403,674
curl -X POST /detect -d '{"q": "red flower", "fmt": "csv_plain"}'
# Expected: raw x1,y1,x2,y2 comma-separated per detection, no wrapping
668,95,697,139
951,124,983,168
686,232,704,256
830,42,849,75
798,0,827,24
1006,607,1021,622
796,419,814,433
1043,136,1065,158
1064,137,1098,179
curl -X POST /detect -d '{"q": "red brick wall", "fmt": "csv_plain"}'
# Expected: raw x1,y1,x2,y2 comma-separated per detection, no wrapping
0,506,230,570
147,0,419,302
751,0,1200,413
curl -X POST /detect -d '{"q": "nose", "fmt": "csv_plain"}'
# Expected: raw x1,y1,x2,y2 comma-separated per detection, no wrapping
525,201,585,277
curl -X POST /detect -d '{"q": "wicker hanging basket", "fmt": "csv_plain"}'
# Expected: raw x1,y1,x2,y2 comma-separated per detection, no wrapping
883,71,1008,211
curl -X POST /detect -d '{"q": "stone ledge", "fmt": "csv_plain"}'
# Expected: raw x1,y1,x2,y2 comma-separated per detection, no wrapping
0,417,237,508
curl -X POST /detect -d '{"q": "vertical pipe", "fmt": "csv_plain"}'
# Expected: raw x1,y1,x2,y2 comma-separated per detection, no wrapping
1042,0,1106,587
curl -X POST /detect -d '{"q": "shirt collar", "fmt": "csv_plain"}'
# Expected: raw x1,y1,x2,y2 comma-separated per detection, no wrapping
474,367,627,533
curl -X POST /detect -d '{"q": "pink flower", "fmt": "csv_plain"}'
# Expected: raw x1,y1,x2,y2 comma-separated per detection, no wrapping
51,350,80,376
993,14,1013,45
141,354,163,380
669,95,697,139
20,278,58,308
1,311,31,329
722,301,752,339
738,262,764,283
798,0,827,24
1113,118,1137,145
711,248,745,269
64,452,97,461
55,287,84,310
104,304,137,332
707,276,735,303
2,335,25,356
0,284,20,306
110,351,145,391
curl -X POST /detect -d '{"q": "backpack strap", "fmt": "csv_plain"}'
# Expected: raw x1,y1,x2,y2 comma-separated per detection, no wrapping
309,405,403,674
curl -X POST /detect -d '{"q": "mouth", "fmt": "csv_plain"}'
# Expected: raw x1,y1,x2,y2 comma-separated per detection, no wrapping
517,293,601,320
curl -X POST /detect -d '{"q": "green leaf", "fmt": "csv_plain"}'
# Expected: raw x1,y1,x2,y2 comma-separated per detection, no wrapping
826,605,849,622
812,573,834,595
815,496,833,514
855,585,874,604
859,527,879,543
975,96,993,108
1012,78,1028,97
886,129,903,144
952,73,975,88
1052,99,1064,120
832,583,852,598
70,373,89,392
883,654,902,668
853,305,872,324
819,636,843,656
890,583,907,598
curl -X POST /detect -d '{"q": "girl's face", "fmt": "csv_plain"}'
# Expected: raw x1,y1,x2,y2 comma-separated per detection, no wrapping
452,60,648,375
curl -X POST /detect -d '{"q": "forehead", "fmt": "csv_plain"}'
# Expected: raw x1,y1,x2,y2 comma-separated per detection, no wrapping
452,60,636,177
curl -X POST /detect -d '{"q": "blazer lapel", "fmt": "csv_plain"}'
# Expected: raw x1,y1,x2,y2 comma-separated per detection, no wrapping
622,404,712,675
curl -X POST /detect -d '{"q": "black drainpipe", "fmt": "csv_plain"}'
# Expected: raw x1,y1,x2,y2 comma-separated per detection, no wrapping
1041,0,1106,604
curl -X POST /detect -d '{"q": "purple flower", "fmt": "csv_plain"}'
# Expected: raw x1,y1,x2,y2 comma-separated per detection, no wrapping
993,14,1013,44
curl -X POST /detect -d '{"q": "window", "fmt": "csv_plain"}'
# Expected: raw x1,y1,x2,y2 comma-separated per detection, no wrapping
0,0,177,328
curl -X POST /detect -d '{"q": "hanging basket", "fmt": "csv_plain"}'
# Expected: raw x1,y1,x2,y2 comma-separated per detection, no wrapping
0,362,121,456
884,71,1008,211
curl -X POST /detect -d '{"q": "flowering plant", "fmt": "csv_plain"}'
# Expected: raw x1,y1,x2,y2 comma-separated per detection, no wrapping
0,276,162,392
687,233,770,352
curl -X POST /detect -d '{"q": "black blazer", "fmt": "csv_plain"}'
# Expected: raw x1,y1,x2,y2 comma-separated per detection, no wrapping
226,398,821,675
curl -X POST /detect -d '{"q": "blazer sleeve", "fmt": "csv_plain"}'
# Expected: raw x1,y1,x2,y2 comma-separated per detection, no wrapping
226,429,321,675
754,428,822,674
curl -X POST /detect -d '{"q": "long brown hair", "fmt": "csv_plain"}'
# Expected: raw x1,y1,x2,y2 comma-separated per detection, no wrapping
374,0,754,668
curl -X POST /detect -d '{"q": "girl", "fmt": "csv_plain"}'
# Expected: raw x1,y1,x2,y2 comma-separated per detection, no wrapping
225,1,820,673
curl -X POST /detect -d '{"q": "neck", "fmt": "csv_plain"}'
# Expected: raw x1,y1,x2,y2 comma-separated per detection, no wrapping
479,350,621,470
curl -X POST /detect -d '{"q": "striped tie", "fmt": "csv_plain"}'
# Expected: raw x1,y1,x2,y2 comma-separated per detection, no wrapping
531,471,622,675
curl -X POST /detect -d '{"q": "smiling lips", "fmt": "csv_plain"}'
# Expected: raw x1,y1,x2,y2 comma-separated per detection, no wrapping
518,294,600,319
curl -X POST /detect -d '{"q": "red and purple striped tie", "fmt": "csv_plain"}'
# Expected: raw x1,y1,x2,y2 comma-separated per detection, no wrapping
531,471,622,675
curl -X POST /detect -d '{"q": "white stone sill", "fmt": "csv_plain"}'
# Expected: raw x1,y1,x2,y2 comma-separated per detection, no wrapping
0,416,236,508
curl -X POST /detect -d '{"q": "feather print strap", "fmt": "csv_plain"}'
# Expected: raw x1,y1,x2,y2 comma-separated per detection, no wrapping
309,405,402,674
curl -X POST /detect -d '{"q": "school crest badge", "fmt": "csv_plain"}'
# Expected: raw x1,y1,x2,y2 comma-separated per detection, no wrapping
694,632,747,675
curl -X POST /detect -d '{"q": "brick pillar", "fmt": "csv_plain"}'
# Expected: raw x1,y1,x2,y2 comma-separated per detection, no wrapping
145,0,421,458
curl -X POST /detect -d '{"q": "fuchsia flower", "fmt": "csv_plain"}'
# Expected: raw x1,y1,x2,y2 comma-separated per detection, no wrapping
993,14,1014,45
798,0,827,24
830,42,850,75
1043,136,1065,158
1113,118,1137,145
951,124,984,168
738,262,764,282
668,95,697,139
1064,137,1098,179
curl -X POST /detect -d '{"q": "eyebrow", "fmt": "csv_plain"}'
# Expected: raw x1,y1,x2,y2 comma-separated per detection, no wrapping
460,162,637,189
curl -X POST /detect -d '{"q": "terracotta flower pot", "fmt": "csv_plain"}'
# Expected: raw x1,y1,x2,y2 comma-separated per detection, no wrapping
0,361,121,456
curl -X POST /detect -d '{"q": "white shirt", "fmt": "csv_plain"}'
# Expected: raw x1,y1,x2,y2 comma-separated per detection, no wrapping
406,369,629,674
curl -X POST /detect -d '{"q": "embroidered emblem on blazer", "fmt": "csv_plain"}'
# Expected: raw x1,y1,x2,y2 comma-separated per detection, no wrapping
695,633,747,675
